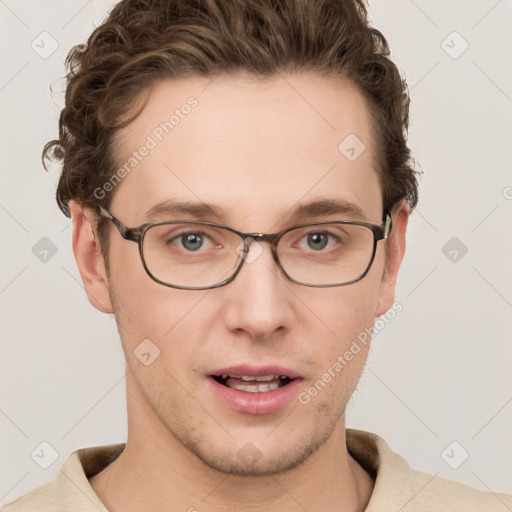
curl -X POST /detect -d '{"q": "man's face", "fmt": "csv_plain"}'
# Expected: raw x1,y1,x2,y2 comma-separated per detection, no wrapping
76,74,406,476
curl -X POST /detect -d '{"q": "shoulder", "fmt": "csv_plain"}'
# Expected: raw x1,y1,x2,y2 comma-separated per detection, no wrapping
346,428,512,512
2,443,123,512
403,467,512,511
2,481,58,512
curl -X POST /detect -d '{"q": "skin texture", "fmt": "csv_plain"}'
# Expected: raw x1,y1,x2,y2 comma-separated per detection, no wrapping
71,73,409,512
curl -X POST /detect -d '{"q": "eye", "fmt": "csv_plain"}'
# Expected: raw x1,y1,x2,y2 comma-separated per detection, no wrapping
168,230,217,252
178,233,205,251
296,230,339,251
305,232,329,250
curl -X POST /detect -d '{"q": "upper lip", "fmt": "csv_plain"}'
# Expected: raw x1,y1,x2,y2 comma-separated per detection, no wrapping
209,364,302,379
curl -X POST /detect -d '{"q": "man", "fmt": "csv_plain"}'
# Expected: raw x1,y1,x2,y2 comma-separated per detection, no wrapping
4,0,511,511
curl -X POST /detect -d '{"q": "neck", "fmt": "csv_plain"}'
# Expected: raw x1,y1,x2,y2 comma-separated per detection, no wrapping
89,376,374,512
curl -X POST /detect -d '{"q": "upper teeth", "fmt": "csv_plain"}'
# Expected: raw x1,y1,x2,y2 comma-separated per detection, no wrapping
220,374,287,381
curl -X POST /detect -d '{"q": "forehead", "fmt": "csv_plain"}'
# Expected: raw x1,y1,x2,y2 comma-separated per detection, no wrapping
110,73,382,227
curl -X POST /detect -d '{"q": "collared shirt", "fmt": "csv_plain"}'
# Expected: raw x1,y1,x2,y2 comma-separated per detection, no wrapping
3,428,511,511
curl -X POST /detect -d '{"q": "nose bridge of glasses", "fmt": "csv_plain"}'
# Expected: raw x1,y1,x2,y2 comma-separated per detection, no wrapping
241,232,280,255
238,232,281,268
243,232,279,245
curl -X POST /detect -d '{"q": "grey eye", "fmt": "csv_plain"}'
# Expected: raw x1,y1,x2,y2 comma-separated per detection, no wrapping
180,233,204,251
306,232,329,250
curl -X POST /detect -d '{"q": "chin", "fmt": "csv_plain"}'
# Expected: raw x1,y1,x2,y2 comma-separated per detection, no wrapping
191,441,321,477
171,414,337,477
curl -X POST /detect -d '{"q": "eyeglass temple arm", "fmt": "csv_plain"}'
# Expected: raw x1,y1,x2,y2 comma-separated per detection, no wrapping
97,205,140,241
383,213,393,239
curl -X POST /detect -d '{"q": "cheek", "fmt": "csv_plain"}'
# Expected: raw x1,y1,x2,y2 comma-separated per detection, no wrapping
293,266,383,391
107,240,215,354
114,285,211,344
301,273,382,341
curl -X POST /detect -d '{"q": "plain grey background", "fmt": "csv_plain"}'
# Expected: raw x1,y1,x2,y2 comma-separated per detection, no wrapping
1,0,511,506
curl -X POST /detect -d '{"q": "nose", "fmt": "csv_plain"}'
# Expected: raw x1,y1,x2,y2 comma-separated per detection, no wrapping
221,240,294,339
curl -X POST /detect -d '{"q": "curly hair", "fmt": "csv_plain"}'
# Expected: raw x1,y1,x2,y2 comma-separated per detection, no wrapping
43,0,420,264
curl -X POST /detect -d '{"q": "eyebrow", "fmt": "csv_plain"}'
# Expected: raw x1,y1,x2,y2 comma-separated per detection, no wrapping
144,200,224,222
291,199,367,221
143,198,368,223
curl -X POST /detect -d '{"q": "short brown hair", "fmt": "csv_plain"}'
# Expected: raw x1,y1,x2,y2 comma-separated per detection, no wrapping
43,0,420,264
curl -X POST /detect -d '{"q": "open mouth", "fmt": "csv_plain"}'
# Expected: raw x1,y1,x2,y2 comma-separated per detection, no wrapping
211,374,293,392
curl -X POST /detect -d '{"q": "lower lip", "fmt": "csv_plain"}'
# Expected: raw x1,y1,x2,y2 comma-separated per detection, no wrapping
208,377,303,415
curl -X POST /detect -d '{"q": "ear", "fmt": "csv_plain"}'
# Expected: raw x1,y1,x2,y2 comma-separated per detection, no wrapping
375,199,409,317
69,201,114,314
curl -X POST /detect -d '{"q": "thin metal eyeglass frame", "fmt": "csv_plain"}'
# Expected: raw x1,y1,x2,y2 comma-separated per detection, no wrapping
97,206,393,290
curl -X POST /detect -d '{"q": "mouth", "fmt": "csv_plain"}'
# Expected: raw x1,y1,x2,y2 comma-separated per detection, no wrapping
207,365,303,414
211,374,293,392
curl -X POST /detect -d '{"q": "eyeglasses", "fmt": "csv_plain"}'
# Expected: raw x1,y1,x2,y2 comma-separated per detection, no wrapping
97,206,392,290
